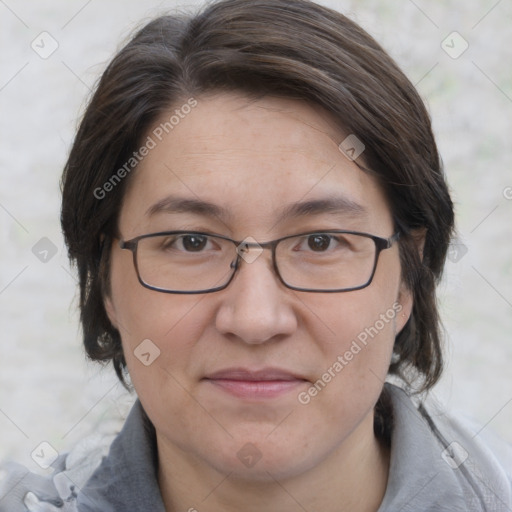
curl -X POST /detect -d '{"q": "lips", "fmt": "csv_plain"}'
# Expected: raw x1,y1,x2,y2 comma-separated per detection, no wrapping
205,367,306,381
203,367,308,399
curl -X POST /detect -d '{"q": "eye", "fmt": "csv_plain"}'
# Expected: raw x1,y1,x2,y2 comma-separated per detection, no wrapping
178,234,209,252
307,234,333,252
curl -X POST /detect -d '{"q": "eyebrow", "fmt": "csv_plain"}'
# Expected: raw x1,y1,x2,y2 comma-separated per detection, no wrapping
276,196,367,223
146,194,367,223
146,195,230,219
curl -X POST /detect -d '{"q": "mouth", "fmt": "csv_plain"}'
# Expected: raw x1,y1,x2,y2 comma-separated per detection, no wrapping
202,368,309,399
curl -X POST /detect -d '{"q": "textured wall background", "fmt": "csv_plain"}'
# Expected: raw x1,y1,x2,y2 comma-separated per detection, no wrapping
1,0,511,471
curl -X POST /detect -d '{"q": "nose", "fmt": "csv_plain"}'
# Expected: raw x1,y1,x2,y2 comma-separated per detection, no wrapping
214,249,298,345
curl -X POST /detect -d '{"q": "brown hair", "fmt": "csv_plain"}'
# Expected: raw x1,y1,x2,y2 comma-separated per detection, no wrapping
61,0,454,438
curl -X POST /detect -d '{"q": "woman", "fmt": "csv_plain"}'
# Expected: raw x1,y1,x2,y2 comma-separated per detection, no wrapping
1,0,511,510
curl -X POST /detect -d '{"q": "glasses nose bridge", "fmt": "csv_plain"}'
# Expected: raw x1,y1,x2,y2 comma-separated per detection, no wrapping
232,238,280,275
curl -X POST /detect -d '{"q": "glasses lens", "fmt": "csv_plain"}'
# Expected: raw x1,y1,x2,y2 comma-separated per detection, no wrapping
276,232,376,291
136,233,236,292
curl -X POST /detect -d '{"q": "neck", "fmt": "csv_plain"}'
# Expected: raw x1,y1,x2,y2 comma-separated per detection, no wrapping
158,412,390,512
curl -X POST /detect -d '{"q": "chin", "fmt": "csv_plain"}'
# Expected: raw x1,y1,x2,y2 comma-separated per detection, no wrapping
198,430,324,483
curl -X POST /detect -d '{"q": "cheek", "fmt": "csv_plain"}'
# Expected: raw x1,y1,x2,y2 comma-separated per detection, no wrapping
309,284,400,352
302,278,402,403
108,250,210,383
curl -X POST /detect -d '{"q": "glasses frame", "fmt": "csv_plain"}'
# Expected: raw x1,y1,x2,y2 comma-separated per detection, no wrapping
119,230,400,294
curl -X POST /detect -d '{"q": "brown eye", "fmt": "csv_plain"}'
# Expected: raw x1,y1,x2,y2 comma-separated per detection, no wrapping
181,234,208,251
307,234,332,252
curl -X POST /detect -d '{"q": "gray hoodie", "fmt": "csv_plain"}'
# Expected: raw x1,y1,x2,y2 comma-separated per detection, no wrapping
1,383,511,511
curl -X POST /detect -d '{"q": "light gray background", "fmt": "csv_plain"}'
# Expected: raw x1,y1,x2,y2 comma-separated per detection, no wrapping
1,0,511,472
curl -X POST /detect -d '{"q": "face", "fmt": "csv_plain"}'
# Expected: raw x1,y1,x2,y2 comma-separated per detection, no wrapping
105,93,412,482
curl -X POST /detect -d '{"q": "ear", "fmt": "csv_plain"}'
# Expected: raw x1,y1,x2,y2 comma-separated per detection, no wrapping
104,294,119,330
410,227,427,262
395,227,427,334
395,283,413,334
99,234,119,330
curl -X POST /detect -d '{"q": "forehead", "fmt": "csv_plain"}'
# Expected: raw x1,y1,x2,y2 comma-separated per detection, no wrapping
119,93,393,236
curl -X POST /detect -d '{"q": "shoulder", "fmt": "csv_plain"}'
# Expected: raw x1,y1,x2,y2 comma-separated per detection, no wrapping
420,391,512,495
380,383,512,512
0,433,113,512
0,400,163,512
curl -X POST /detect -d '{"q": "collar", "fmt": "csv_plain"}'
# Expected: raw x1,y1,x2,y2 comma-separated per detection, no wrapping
77,400,165,512
377,383,510,512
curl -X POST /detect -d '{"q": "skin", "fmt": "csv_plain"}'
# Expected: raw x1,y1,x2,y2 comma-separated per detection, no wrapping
105,93,414,512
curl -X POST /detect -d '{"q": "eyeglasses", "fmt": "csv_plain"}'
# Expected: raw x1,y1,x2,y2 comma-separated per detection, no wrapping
119,230,400,294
